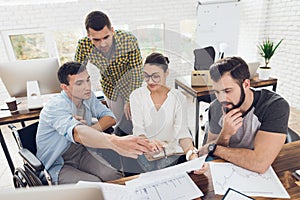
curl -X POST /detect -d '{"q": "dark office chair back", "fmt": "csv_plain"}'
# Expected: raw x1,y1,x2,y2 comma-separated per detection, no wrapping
194,46,215,70
286,128,300,143
17,122,39,155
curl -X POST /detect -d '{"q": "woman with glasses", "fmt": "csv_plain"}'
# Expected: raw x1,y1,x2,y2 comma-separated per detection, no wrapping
129,52,199,172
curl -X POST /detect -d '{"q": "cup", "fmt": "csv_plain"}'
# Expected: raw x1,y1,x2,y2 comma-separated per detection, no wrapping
5,97,18,113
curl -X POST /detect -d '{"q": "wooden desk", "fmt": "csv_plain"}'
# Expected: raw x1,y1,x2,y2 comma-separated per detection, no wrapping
191,140,300,199
0,97,41,174
110,141,300,199
175,76,278,147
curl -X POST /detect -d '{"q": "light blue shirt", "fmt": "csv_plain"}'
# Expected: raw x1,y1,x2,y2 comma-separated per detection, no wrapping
36,91,115,183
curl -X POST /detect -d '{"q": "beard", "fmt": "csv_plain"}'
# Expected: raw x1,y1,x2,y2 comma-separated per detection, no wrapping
222,84,246,113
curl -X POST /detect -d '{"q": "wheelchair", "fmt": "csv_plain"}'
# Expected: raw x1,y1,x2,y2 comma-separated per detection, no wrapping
8,121,119,188
8,122,52,188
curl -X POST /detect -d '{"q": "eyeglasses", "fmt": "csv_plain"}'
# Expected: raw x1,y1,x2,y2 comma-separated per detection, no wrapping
143,72,161,83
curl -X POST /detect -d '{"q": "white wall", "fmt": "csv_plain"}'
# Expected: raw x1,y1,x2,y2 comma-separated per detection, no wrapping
238,0,300,109
0,0,299,109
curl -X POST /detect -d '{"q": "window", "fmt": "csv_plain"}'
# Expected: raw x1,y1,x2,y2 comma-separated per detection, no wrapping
9,33,49,60
52,29,84,64
2,29,53,61
2,28,84,64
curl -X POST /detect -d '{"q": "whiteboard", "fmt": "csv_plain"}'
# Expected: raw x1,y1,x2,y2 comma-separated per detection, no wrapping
196,1,240,57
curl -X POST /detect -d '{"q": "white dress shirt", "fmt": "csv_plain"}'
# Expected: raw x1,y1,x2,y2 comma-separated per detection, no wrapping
130,86,192,151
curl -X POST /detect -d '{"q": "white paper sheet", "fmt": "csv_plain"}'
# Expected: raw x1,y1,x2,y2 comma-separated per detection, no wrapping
124,156,206,200
210,162,290,198
126,172,202,200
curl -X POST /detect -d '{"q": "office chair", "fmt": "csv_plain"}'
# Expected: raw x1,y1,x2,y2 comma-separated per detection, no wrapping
193,46,216,124
8,122,52,188
286,128,300,143
193,46,215,70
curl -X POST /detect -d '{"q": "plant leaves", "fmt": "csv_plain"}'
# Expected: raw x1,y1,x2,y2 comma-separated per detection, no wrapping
258,38,283,60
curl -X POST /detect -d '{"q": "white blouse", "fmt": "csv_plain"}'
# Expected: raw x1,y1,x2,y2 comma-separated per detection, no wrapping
130,86,192,150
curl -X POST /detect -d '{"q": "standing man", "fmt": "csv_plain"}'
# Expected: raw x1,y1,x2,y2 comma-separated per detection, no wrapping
36,62,153,184
75,11,143,134
195,57,289,174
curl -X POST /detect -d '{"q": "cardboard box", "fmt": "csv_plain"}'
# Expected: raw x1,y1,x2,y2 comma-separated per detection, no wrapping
191,70,212,86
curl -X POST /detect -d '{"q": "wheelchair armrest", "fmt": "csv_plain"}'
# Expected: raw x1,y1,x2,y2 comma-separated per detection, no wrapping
19,148,44,172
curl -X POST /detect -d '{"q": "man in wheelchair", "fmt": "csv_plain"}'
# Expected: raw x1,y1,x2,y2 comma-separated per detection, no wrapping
36,61,154,185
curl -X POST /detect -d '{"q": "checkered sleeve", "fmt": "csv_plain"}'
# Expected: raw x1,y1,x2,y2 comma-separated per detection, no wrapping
125,40,143,102
74,38,90,64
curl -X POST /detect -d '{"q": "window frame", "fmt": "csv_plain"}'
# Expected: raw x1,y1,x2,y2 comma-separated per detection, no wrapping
2,28,56,61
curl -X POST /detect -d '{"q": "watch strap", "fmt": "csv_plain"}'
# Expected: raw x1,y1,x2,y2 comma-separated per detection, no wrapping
208,143,217,156
186,147,198,161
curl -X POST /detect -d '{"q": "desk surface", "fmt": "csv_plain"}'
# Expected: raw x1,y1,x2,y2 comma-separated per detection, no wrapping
0,97,41,125
175,76,278,97
110,141,300,199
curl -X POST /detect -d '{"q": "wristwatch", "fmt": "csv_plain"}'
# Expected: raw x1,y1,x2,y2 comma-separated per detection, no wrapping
207,143,217,156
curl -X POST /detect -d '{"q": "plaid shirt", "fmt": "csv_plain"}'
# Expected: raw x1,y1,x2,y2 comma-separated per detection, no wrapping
74,30,143,102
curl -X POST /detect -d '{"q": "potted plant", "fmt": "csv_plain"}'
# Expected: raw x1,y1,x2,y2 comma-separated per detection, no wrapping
257,38,283,80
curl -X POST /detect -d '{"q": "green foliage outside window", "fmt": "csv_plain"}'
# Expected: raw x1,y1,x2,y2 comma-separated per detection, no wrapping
10,33,48,60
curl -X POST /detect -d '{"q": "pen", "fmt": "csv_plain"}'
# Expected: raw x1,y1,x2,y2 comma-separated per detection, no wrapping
163,147,167,159
292,172,300,181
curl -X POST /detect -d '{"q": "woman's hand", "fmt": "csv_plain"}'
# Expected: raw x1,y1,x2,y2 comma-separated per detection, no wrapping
149,139,166,153
139,136,165,153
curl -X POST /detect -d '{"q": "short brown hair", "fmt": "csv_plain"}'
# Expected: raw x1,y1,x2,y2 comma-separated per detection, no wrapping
209,57,250,85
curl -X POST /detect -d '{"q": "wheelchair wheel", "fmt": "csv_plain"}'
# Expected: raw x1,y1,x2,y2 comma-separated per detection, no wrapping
13,174,26,188
24,165,43,186
13,167,33,188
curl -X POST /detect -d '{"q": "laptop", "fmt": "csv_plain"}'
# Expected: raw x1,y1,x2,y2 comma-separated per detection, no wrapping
0,184,104,200
247,61,260,78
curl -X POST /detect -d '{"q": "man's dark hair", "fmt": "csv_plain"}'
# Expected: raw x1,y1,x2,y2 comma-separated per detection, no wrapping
57,62,86,85
209,57,250,85
144,52,170,72
85,11,111,32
